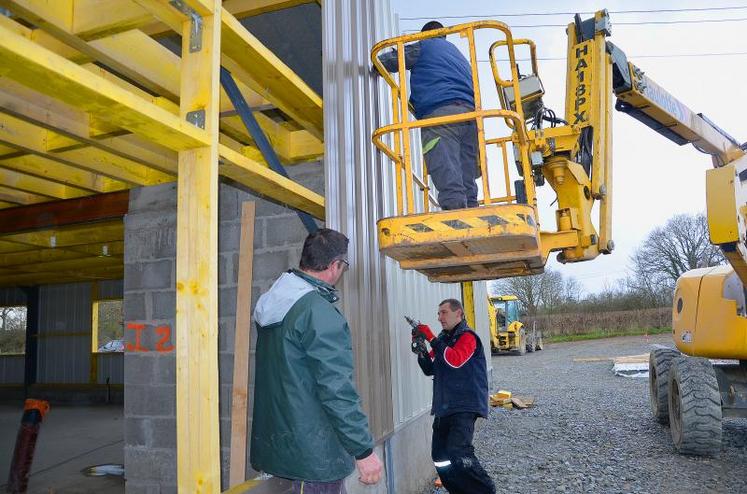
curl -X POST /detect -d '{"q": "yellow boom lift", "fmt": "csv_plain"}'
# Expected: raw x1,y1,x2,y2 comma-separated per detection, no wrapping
371,10,746,456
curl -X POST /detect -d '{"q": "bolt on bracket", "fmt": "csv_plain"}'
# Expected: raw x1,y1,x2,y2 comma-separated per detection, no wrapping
169,0,203,52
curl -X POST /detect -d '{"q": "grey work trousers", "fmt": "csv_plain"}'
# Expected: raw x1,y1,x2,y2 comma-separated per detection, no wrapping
421,103,480,210
290,479,347,494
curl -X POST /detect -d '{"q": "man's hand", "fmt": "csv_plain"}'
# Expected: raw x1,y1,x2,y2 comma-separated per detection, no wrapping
414,323,435,342
356,452,383,485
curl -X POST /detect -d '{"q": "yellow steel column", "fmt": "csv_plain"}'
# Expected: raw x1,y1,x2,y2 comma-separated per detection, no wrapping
175,1,221,492
461,281,476,329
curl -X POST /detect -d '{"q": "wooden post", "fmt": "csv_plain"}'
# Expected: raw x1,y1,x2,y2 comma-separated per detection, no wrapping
175,2,222,492
462,282,476,329
229,201,255,487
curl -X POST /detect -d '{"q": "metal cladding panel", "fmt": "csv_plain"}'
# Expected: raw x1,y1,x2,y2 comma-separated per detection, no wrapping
0,287,26,306
98,279,124,299
37,283,92,384
0,355,24,384
97,352,124,384
323,0,394,439
324,0,490,432
472,281,493,376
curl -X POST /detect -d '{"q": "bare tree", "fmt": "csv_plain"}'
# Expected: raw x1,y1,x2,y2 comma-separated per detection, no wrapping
630,212,724,295
489,268,583,315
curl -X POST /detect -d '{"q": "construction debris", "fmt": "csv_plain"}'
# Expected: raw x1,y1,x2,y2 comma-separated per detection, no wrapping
489,391,535,410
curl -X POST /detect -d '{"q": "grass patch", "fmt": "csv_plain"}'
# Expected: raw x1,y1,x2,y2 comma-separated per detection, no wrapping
546,326,671,343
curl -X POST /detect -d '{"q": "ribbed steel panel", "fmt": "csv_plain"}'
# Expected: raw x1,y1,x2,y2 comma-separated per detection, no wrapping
37,282,92,383
97,279,124,299
0,354,24,384
0,287,26,306
96,352,124,384
323,0,490,433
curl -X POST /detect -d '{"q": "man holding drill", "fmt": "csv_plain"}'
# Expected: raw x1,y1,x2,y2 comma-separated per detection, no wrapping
412,299,495,494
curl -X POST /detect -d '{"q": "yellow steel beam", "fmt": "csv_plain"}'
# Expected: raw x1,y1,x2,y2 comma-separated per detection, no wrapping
0,168,91,199
219,144,324,219
174,2,221,490
0,21,210,151
222,0,317,17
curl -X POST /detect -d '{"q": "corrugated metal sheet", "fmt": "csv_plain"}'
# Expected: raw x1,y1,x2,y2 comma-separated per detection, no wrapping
96,352,124,384
0,354,24,384
37,282,92,383
97,279,124,299
323,0,491,434
0,287,26,306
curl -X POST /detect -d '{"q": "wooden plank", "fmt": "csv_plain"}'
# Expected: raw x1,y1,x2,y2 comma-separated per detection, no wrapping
0,154,125,193
229,201,255,487
221,10,323,138
175,2,221,491
0,21,210,151
0,168,91,199
218,145,324,219
0,185,51,205
222,0,317,18
0,221,123,249
0,113,174,186
0,191,128,235
0,264,124,287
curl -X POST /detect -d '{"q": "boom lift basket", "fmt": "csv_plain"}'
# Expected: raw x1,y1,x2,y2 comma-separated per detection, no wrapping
372,22,545,282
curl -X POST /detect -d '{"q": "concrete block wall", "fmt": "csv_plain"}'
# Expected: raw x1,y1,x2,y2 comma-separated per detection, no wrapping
123,162,323,493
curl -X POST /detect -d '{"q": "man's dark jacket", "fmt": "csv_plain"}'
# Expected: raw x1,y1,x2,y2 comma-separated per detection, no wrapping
250,270,374,481
418,319,489,418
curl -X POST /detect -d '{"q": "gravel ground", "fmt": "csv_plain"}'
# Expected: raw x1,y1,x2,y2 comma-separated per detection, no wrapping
422,333,747,493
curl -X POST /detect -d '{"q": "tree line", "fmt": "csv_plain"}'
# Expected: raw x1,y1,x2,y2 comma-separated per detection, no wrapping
489,212,724,315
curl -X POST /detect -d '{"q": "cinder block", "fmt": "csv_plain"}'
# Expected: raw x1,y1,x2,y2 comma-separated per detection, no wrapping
219,223,241,252
125,447,177,483
264,216,308,248
125,417,150,447
149,417,176,449
219,184,241,220
152,291,175,320
255,198,291,218
219,287,237,317
252,251,290,282
219,253,232,287
125,225,177,262
125,261,173,291
129,183,177,213
125,384,175,417
218,317,236,353
219,353,234,386
123,480,161,494
124,292,147,321
153,354,175,385
124,354,154,385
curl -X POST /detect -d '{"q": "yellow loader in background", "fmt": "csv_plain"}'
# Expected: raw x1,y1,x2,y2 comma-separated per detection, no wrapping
488,295,543,355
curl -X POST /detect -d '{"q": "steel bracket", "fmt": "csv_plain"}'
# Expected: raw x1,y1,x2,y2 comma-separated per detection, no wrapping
186,109,206,129
169,0,203,52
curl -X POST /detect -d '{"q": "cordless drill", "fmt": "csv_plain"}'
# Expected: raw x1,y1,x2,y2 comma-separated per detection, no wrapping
405,316,429,357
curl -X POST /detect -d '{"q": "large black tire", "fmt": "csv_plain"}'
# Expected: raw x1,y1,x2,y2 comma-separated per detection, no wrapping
668,356,722,457
535,332,544,351
649,348,680,424
526,330,535,353
516,330,527,355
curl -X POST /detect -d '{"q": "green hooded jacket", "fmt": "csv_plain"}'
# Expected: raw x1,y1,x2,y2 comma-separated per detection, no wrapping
250,269,374,482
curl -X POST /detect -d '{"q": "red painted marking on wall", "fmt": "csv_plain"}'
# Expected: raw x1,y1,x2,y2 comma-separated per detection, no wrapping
125,322,147,352
155,325,175,353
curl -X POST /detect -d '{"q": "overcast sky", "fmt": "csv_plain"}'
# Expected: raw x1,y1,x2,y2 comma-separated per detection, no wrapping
386,0,747,294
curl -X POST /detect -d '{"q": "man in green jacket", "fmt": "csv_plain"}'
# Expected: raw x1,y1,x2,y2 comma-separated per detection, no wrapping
250,228,382,493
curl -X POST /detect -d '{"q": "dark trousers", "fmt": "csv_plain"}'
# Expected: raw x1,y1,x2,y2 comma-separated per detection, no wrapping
290,479,346,494
432,413,495,494
421,103,480,210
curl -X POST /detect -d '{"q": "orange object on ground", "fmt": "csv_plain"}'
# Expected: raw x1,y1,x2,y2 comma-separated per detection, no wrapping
6,399,50,493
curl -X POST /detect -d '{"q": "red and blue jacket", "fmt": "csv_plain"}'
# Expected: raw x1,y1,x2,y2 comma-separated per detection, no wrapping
417,319,489,418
